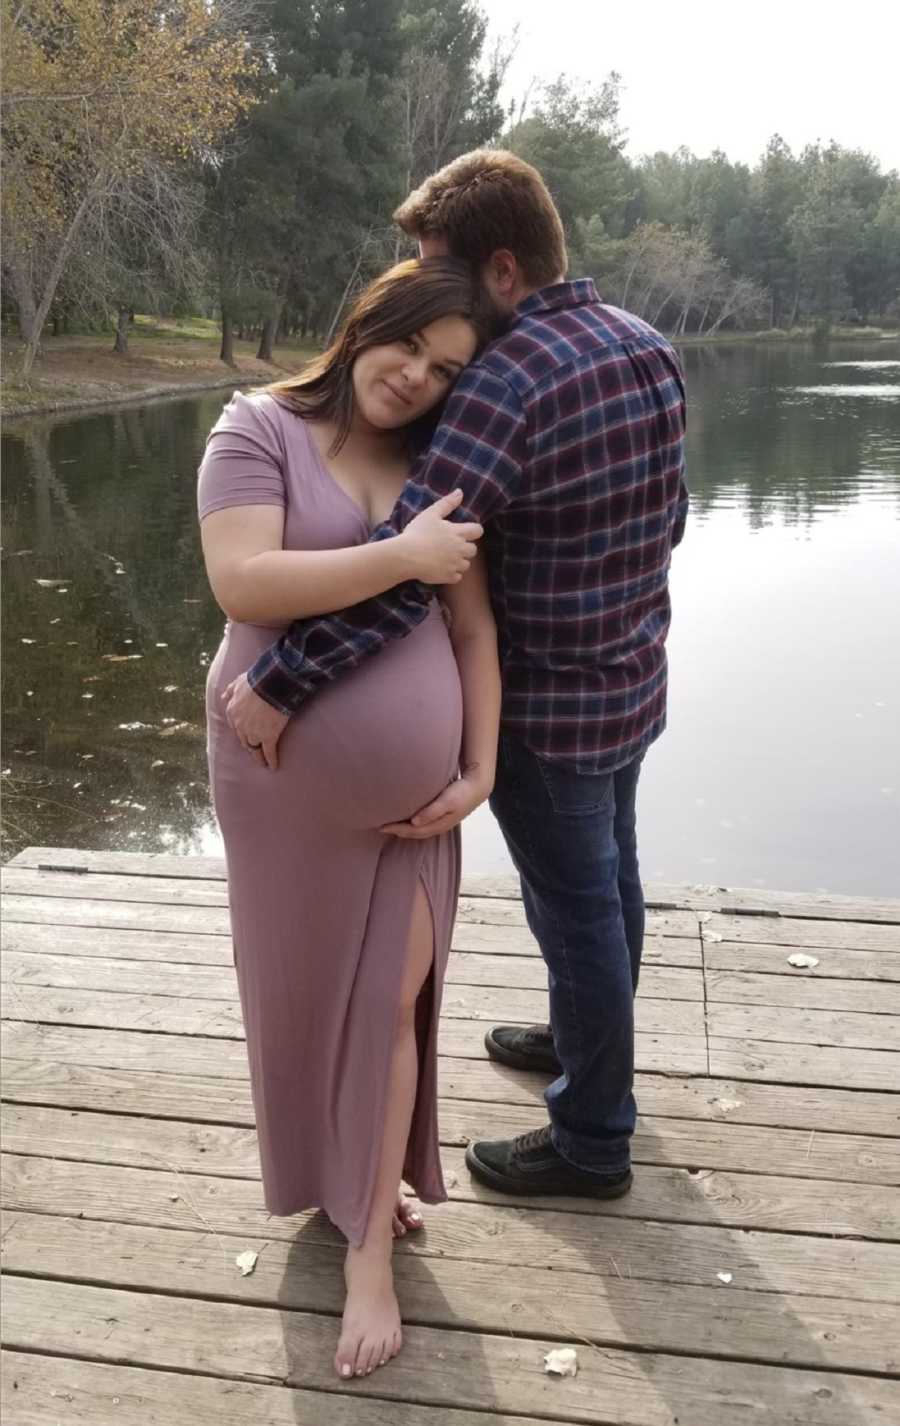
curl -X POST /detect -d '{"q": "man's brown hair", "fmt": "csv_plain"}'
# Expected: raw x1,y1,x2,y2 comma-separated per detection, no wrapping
394,150,567,289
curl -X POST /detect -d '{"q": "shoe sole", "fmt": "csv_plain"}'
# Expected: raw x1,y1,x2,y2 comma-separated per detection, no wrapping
483,1027,562,1075
465,1142,633,1199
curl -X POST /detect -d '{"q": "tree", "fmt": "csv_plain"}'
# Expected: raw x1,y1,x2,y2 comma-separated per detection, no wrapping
789,146,865,322
742,136,803,325
1,0,258,374
506,74,633,263
396,0,511,196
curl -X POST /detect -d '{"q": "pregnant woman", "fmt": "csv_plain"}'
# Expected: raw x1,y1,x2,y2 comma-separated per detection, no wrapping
198,259,501,1382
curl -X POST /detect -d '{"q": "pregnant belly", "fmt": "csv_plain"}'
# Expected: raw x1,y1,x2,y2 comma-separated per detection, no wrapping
210,605,463,830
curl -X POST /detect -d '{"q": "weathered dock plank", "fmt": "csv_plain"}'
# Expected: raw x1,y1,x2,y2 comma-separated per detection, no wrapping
3,848,899,1426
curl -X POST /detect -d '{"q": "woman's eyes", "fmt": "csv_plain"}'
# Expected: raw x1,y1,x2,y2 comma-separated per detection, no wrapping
400,338,451,382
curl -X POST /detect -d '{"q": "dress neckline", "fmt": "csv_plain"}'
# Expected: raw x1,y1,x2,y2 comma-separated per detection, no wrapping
299,418,373,533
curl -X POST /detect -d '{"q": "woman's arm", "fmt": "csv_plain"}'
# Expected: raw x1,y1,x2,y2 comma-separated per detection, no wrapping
380,550,500,839
200,497,482,624
445,551,501,800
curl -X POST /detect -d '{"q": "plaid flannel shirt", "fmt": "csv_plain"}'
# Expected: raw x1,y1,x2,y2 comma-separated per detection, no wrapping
248,279,688,772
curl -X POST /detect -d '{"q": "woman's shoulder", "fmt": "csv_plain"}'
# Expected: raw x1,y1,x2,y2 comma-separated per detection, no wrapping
214,388,285,431
211,389,314,455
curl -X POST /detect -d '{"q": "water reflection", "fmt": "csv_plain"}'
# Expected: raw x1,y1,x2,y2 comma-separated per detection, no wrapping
3,394,229,858
2,341,899,892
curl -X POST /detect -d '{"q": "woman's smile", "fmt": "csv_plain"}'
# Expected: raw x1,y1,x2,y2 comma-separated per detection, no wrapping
381,378,412,406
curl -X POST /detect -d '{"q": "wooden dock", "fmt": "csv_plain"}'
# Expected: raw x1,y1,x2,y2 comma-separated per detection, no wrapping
2,846,899,1425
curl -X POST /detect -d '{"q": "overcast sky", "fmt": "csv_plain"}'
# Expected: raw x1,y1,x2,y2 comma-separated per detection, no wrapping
482,0,899,173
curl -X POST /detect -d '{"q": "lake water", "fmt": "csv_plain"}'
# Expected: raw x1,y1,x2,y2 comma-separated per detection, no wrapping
3,340,899,896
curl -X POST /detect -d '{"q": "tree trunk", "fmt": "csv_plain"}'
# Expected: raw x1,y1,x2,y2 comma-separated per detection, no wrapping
112,307,130,354
20,175,106,375
788,289,800,327
220,310,236,366
4,244,40,350
256,308,280,362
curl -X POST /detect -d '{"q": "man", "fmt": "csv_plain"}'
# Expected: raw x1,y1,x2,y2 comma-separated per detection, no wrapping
225,149,688,1198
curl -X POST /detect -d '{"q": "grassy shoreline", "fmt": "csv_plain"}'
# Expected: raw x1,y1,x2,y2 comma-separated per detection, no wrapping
1,316,316,422
3,317,897,420
673,325,898,348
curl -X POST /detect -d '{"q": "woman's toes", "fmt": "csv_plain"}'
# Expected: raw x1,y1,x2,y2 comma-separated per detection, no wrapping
395,1195,423,1233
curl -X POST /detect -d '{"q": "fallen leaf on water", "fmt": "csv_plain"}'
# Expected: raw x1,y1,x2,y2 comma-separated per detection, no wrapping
787,953,820,969
544,1347,578,1378
235,1250,259,1277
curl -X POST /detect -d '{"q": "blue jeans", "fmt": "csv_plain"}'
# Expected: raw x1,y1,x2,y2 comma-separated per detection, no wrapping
489,732,645,1174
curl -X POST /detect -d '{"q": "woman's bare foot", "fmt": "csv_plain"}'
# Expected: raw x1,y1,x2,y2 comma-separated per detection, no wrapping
334,1238,402,1379
392,1191,423,1238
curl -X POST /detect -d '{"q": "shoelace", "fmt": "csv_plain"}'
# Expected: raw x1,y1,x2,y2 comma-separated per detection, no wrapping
515,1125,553,1155
523,1027,552,1045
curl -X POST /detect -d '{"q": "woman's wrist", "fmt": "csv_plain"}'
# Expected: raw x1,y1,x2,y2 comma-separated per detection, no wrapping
460,761,495,798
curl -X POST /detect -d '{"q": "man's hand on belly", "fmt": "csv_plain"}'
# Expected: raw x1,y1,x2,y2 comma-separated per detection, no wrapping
223,674,289,769
380,771,490,840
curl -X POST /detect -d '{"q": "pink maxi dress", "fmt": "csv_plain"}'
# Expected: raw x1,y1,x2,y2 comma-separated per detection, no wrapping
198,392,462,1246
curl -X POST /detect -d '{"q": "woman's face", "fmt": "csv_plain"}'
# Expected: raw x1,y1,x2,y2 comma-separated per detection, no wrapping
351,314,477,432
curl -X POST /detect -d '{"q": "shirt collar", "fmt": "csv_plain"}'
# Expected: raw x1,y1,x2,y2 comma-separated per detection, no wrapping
514,278,600,319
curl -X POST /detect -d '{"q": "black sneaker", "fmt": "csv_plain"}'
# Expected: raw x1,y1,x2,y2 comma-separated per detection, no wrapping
465,1124,632,1198
485,1023,562,1074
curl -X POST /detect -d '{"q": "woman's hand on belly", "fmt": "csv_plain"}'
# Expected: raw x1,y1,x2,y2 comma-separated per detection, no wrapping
222,673,289,768
379,768,492,840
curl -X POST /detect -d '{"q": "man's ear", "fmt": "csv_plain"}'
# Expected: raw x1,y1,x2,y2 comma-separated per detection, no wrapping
488,249,520,296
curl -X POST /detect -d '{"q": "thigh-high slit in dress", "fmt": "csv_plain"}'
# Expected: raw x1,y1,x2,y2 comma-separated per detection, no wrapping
199,392,462,1247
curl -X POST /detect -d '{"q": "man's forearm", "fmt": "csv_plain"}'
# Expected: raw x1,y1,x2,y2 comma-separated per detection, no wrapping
247,562,433,715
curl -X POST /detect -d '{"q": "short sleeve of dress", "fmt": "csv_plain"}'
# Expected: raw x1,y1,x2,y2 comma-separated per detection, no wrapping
197,391,287,519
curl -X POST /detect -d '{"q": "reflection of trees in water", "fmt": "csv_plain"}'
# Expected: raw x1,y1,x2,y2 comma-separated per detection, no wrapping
681,342,900,529
2,394,228,858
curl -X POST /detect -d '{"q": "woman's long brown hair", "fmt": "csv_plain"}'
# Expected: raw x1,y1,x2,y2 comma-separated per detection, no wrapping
264,257,494,454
